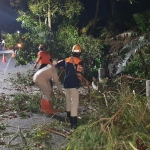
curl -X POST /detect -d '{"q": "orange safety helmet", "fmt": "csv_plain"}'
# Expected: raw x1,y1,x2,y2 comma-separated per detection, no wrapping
72,44,82,53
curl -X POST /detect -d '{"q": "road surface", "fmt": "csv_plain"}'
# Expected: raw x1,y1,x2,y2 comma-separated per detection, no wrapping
0,51,66,150
0,50,34,75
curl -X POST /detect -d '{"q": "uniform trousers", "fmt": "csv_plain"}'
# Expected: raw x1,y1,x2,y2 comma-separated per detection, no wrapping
65,88,79,116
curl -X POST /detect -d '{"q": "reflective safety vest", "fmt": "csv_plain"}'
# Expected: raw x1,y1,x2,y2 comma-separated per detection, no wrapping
57,56,83,88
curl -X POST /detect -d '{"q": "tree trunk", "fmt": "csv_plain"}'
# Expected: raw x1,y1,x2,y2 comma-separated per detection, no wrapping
111,0,116,17
48,0,51,30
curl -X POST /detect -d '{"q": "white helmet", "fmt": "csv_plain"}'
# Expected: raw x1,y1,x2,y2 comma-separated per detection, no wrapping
72,44,82,53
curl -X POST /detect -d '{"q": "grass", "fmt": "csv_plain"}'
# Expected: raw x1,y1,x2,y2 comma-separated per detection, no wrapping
61,80,150,150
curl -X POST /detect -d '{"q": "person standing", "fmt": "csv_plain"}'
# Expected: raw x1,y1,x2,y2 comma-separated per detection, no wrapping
1,39,5,50
34,44,52,69
33,64,63,115
55,44,90,129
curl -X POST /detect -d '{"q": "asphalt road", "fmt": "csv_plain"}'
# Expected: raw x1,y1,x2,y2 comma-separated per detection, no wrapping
0,50,35,94
0,50,34,75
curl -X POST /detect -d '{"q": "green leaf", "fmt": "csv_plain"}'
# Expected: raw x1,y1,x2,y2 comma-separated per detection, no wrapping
133,13,147,33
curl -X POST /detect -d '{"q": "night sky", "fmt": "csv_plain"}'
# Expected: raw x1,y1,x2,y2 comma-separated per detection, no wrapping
0,0,22,34
0,0,16,22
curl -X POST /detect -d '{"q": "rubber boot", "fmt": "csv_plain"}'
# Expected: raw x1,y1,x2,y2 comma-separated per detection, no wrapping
41,98,57,115
70,116,77,129
41,98,46,112
66,111,71,123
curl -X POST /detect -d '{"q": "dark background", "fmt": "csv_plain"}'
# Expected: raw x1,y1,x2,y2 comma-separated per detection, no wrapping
0,0,21,34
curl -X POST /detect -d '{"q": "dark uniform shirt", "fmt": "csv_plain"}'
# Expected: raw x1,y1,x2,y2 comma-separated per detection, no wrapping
56,56,83,88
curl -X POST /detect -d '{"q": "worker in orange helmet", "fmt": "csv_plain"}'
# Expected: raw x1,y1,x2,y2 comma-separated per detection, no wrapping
34,44,53,69
55,44,90,129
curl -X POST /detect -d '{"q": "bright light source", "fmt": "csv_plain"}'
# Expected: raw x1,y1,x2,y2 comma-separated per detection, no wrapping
17,31,20,34
17,43,22,48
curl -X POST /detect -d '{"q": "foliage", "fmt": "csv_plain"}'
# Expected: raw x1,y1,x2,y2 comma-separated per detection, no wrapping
51,89,66,112
15,0,83,26
15,0,83,34
123,46,150,79
113,36,150,76
0,94,12,114
12,93,41,115
133,13,148,33
62,83,150,150
104,10,150,78
2,32,22,50
9,0,141,81
55,24,103,80
7,0,84,68
11,70,35,86
29,124,52,142
6,71,41,116
0,123,6,131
